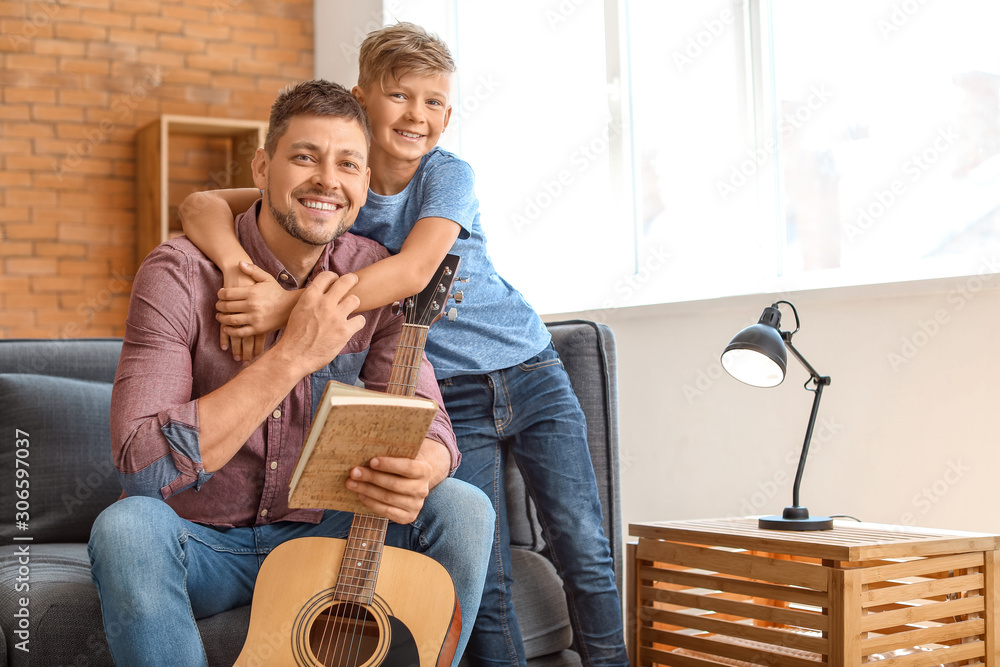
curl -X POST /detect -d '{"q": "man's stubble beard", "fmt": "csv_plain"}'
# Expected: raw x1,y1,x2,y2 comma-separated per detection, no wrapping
266,185,351,246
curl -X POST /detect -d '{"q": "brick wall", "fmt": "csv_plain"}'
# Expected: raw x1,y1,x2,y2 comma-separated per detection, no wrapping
0,0,314,338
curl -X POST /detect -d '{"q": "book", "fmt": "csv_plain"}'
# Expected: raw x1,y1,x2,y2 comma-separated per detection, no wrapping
287,380,439,513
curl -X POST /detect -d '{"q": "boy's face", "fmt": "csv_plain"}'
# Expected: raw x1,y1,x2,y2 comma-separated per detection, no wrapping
252,114,371,247
354,72,453,163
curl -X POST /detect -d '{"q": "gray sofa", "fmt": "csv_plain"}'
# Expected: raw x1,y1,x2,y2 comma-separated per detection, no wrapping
0,319,622,666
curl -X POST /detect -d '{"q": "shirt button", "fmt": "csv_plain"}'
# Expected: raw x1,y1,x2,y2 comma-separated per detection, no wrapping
279,273,289,281
272,409,281,419
260,509,268,517
270,461,278,470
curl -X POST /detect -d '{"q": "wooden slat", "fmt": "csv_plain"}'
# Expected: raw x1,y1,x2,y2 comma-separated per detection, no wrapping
863,572,984,606
858,552,985,584
646,607,828,654
859,595,985,633
642,586,829,632
870,641,984,666
829,567,860,665
861,618,985,656
641,627,821,667
637,539,828,591
985,549,999,667
631,519,1000,562
628,542,638,667
644,564,829,608
639,645,725,667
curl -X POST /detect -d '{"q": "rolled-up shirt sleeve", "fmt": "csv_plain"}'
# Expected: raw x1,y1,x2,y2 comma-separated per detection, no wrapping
111,247,214,499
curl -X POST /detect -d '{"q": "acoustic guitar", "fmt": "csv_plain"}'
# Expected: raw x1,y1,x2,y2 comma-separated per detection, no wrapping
234,255,463,667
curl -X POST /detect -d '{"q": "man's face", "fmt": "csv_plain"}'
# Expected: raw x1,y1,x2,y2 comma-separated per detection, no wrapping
355,72,453,164
253,115,371,246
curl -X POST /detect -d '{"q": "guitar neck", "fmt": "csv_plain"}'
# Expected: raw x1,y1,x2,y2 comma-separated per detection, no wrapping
339,322,431,601
386,323,428,398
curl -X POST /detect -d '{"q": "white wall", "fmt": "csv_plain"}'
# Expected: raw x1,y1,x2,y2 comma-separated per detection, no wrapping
318,3,1000,538
550,273,1000,536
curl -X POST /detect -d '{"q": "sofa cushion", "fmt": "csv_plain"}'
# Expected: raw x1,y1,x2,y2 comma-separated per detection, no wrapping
0,543,249,667
0,374,120,543
511,549,573,659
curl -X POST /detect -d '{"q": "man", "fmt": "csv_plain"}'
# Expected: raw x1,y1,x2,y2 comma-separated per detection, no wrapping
88,80,493,666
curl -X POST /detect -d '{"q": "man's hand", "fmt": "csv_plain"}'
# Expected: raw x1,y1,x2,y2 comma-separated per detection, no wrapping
274,271,365,377
346,439,451,524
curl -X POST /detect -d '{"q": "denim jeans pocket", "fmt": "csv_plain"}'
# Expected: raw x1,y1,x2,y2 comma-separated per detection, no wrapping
516,342,562,372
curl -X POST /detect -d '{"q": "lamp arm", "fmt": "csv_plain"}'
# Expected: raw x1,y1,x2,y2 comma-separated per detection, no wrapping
784,337,832,509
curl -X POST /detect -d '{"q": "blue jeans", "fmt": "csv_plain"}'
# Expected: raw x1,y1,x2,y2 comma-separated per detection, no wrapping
88,478,493,667
440,343,628,666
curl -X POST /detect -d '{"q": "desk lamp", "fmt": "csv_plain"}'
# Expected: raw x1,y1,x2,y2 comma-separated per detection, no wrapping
721,300,833,531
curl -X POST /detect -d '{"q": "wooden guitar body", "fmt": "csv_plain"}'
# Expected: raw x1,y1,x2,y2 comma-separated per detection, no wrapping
234,536,460,667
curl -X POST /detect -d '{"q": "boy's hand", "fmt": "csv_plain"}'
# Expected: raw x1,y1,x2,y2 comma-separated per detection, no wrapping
216,262,294,362
345,440,451,524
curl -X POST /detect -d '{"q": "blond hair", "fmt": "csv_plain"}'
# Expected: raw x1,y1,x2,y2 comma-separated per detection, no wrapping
357,22,456,91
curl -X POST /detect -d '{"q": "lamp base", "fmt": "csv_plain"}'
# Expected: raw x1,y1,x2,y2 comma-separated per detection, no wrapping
758,506,833,531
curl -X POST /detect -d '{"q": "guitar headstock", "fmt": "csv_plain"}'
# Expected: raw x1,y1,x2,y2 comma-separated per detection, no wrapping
400,253,461,327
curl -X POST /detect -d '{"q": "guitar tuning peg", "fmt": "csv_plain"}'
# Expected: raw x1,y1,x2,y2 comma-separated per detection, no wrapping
457,276,470,283
453,290,464,303
447,307,458,322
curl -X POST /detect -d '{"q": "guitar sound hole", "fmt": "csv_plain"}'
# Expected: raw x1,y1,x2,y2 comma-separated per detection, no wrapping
308,602,383,667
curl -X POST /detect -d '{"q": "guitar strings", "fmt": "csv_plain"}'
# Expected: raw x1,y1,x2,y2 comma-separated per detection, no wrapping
313,271,446,664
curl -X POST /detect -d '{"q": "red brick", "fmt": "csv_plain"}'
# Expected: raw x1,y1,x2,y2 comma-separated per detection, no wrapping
4,122,54,138
33,104,87,122
186,53,233,72
0,104,30,120
60,58,112,75
183,22,230,41
0,309,37,327
8,293,59,310
59,89,110,106
54,23,107,40
81,8,134,27
160,5,209,22
4,87,57,103
35,242,88,257
58,223,110,244
59,259,111,275
4,222,55,240
134,15,182,32
6,257,58,275
159,34,206,53
33,38,87,56
107,27,149,45
0,240,33,256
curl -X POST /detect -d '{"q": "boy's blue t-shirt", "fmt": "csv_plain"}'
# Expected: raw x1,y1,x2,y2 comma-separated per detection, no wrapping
352,147,551,379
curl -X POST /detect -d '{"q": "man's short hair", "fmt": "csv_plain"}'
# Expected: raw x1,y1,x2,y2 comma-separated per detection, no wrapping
264,79,372,156
357,22,456,91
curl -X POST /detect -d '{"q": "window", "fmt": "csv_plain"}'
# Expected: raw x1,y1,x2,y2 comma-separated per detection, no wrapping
384,1,1000,313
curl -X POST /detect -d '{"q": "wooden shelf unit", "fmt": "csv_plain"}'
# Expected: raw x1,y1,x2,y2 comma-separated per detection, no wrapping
135,115,267,266
628,517,1000,666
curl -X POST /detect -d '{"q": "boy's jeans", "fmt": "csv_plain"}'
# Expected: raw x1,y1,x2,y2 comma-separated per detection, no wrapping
88,478,493,667
440,342,629,666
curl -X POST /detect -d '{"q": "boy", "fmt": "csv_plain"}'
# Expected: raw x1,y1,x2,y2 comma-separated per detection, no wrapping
179,24,628,666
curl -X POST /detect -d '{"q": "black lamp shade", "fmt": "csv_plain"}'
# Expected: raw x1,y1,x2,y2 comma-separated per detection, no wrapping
721,306,787,388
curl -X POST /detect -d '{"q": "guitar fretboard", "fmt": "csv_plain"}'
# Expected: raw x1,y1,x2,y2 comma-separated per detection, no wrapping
333,514,389,604
386,324,428,398
334,323,427,602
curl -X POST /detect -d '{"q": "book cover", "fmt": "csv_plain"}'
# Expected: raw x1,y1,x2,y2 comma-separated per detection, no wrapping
288,381,438,513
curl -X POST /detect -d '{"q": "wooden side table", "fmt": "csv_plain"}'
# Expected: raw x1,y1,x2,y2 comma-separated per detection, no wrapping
628,518,1000,666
